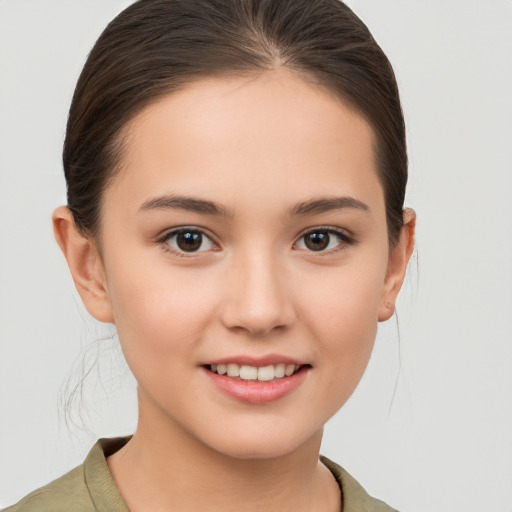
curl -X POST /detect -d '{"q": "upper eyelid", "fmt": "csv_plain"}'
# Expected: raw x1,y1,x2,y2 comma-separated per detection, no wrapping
159,227,218,257
159,224,349,237
295,226,353,244
293,227,352,249
297,225,351,237
159,226,217,243
158,225,352,250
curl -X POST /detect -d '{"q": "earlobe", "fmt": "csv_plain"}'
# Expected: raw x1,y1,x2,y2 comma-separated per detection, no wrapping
52,206,114,323
378,208,416,322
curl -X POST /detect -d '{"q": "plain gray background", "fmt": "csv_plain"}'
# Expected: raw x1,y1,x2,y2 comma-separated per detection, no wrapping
1,1,511,510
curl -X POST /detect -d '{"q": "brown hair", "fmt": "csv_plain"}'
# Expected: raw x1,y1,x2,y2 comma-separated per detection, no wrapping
64,0,407,244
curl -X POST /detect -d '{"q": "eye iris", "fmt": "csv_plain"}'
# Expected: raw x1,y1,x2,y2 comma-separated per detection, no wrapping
177,231,202,252
305,231,330,251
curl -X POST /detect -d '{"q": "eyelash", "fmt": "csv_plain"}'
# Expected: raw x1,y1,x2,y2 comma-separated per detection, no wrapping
158,227,218,258
158,226,354,258
294,226,355,255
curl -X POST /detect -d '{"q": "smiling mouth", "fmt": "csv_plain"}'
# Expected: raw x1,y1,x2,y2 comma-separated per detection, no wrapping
205,363,308,382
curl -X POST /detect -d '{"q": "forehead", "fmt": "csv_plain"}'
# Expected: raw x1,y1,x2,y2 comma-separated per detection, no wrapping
107,69,383,216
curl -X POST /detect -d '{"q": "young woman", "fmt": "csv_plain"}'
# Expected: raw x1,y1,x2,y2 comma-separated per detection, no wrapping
5,0,415,510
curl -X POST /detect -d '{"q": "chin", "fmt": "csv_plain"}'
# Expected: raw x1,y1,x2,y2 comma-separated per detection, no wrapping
200,424,323,461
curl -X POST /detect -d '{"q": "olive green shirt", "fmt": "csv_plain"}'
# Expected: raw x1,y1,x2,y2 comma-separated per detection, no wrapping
3,437,398,511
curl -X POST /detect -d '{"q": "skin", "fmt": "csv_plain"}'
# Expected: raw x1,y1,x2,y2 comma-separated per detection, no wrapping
53,69,415,512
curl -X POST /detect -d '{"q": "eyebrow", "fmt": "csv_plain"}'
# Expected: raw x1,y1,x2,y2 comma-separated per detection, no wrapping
138,194,369,218
139,195,234,218
290,196,369,216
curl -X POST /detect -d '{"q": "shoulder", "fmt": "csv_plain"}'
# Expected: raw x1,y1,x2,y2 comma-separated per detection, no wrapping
1,465,95,512
2,437,131,512
320,455,399,512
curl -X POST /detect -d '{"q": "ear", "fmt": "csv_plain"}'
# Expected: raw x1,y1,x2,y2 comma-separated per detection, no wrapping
52,206,114,323
378,208,416,322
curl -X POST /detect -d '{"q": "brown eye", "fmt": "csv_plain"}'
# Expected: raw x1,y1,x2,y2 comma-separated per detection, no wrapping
304,232,330,251
296,228,351,253
164,229,214,254
177,231,202,251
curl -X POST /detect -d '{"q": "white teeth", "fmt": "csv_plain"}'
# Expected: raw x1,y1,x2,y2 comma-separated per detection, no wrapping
275,363,286,378
210,363,301,381
257,365,275,381
240,365,258,380
227,364,240,377
285,364,295,376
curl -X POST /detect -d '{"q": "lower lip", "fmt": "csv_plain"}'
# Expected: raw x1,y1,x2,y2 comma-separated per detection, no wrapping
203,366,310,404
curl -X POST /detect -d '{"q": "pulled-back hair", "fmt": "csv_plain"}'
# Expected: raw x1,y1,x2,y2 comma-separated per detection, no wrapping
64,0,407,244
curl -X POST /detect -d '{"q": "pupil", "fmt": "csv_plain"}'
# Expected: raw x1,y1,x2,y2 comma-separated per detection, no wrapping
305,232,329,251
177,231,202,252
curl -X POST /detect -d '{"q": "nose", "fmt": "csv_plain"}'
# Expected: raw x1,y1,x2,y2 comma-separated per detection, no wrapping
219,250,296,337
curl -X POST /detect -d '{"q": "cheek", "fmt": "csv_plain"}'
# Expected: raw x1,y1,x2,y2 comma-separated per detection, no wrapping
297,256,385,334
106,261,217,364
310,288,379,366
295,256,386,387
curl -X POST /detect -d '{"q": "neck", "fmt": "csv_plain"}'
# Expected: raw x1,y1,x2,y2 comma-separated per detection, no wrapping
107,392,340,512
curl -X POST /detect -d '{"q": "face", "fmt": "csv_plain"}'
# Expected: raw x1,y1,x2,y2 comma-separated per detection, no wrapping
80,70,407,458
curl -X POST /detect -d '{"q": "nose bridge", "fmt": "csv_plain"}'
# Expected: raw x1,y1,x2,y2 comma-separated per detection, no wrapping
220,243,295,336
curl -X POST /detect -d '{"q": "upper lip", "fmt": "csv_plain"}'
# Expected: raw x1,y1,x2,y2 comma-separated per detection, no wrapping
201,354,308,367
